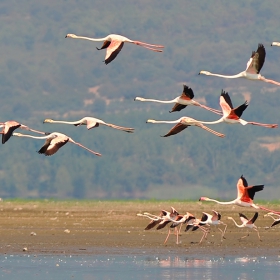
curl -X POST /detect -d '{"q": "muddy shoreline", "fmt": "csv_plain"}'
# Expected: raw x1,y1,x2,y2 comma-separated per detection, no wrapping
0,200,280,257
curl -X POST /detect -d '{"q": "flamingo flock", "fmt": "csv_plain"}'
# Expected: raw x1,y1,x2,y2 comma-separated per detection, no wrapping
1,25,280,248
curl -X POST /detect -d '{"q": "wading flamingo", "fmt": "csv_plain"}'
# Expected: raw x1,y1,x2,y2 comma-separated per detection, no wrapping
184,215,211,244
271,42,280,47
146,117,225,138
0,120,46,144
263,212,280,229
65,33,164,64
167,212,198,244
227,212,261,241
135,85,222,115
199,44,280,86
43,117,134,133
199,175,264,209
12,132,101,157
137,207,180,244
193,211,227,242
196,90,278,128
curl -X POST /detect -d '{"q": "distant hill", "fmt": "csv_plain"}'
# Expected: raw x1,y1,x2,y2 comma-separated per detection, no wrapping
0,0,280,199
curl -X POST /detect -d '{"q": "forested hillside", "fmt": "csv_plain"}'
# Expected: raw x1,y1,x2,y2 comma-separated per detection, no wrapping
0,0,280,199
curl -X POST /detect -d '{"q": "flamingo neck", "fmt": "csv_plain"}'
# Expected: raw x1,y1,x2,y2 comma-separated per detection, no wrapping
199,118,224,125
260,76,280,86
206,198,237,205
72,35,109,42
207,71,245,79
147,118,183,124
229,218,242,228
16,134,49,139
50,120,82,125
137,98,177,103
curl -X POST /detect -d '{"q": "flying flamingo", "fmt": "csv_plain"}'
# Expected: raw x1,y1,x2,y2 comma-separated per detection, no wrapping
0,120,46,144
199,44,280,86
43,117,134,133
199,175,264,209
227,212,261,241
195,90,278,128
65,33,164,64
146,117,225,138
135,85,222,115
12,132,101,156
263,212,280,229
271,42,280,47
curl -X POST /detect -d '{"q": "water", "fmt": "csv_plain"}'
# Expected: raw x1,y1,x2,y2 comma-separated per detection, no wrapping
1,254,279,280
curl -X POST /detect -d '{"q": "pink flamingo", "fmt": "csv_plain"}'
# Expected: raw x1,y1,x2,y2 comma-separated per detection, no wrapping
43,117,134,133
196,90,278,128
199,175,264,209
199,44,280,86
65,33,164,64
135,85,222,115
227,212,261,241
0,120,46,144
12,132,101,156
146,117,225,138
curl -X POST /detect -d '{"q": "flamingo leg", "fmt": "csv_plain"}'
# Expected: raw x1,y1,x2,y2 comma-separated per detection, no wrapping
253,228,262,241
164,229,171,244
260,76,280,86
246,121,278,128
133,41,164,48
70,140,101,156
197,124,225,138
199,105,223,116
217,228,225,242
240,230,250,240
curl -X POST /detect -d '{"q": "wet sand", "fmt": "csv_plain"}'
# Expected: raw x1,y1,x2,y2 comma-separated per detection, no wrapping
0,200,280,257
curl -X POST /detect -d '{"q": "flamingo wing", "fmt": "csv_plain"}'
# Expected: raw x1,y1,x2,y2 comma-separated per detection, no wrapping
249,212,259,224
104,40,124,64
200,213,208,222
239,213,249,223
38,135,68,156
220,91,233,115
144,220,161,230
231,101,248,118
85,118,99,130
2,121,21,144
156,220,170,230
271,219,280,228
170,103,187,113
246,184,264,200
246,44,265,74
212,210,221,221
96,40,111,50
182,85,194,99
236,175,247,199
162,123,189,137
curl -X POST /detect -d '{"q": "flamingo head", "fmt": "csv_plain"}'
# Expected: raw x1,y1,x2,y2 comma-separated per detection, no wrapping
43,119,54,123
146,119,156,123
264,212,277,218
13,132,23,137
199,70,211,76
271,42,280,47
65,34,78,39
199,196,210,201
134,97,145,101
227,217,233,220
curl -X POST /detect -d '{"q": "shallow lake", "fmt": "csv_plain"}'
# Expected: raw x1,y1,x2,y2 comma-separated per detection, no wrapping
1,253,280,280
